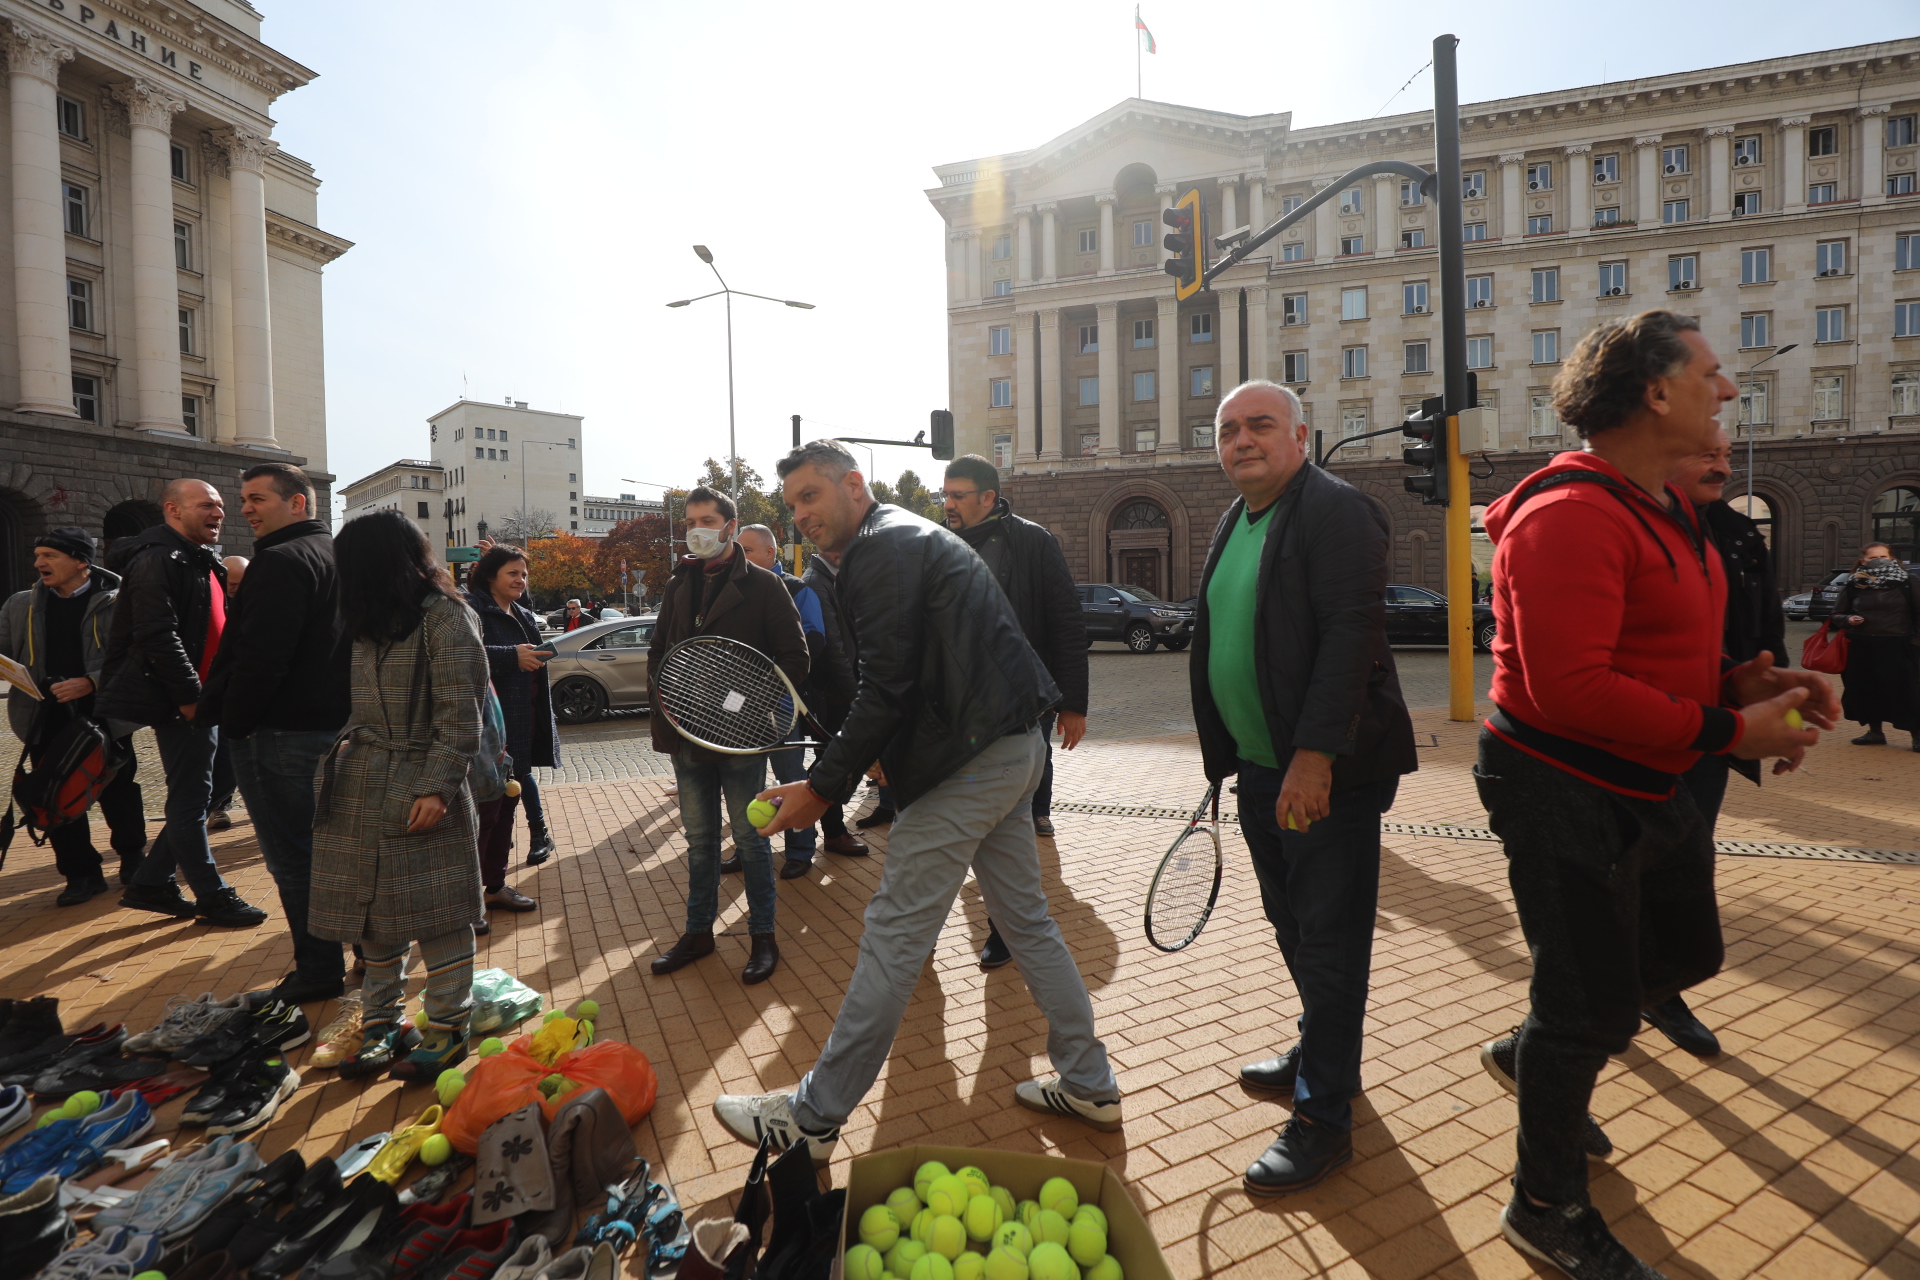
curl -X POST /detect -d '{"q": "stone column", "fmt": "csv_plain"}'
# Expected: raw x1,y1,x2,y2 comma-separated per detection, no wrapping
1095,300,1119,455
1859,105,1891,205
1633,135,1663,225
1015,207,1034,283
1218,289,1241,386
1246,173,1267,240
1778,116,1809,213
1313,179,1337,258
1705,125,1735,221
1096,193,1116,276
1155,293,1180,454
1014,310,1037,460
1372,173,1396,258
1498,152,1526,239
1155,184,1176,266
1038,204,1058,281
1218,176,1237,238
1244,284,1269,382
4,23,76,417
961,229,981,300
114,79,187,435
210,125,279,447
1038,308,1062,461
1563,143,1592,234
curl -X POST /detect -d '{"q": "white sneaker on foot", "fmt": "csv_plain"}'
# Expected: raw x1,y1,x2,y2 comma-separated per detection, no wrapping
711,1092,839,1165
1015,1077,1123,1131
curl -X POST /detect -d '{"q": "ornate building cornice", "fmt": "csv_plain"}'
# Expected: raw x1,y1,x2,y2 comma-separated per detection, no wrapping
3,21,73,85
266,214,352,265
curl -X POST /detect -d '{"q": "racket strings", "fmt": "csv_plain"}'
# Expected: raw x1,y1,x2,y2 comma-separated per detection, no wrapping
655,639,798,752
1146,827,1219,931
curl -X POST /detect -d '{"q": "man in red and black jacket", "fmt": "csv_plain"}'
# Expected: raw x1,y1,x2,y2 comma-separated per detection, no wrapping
1475,311,1837,1279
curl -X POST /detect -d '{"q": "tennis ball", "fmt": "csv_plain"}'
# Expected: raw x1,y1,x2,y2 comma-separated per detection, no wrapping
859,1205,902,1252
1026,1242,1078,1280
914,1161,952,1202
887,1186,924,1221
990,1186,1017,1223
956,1165,990,1200
1785,707,1804,730
476,1037,505,1057
131,1273,168,1280
984,1247,1030,1280
954,1252,988,1280
991,1221,1033,1257
886,1238,928,1279
1038,1177,1079,1220
1066,1218,1106,1268
543,1009,565,1023
574,999,600,1020
1032,1209,1070,1248
927,1174,971,1218
911,1254,955,1280
747,798,779,828
1017,1201,1040,1228
927,1215,967,1261
435,1069,467,1107
65,1090,102,1116
910,1209,934,1243
964,1193,1003,1243
35,1111,60,1129
846,1244,888,1280
420,1134,453,1167
1085,1257,1122,1280
413,1009,429,1029
1071,1206,1107,1235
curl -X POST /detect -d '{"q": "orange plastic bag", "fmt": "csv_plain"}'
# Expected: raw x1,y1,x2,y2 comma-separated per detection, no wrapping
441,1036,658,1154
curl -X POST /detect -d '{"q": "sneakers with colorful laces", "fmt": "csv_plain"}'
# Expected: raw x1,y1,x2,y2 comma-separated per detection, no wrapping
33,1226,162,1278
308,991,365,1069
123,992,250,1056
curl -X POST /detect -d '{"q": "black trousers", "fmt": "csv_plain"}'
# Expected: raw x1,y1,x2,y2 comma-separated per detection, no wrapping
1475,730,1723,1205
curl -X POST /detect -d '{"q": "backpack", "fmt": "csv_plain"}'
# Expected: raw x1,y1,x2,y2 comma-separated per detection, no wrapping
0,704,124,868
471,684,512,804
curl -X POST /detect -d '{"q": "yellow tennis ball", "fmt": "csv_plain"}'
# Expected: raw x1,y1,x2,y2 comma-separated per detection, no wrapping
990,1186,1017,1223
1037,1177,1078,1220
413,1009,429,1029
476,1036,505,1056
887,1187,924,1222
886,1239,928,1279
1026,1242,1078,1280
1070,1206,1107,1234
1785,707,1804,730
910,1208,934,1243
419,1134,453,1167
964,1194,1004,1244
846,1244,888,1280
1017,1201,1040,1228
927,1215,967,1261
954,1252,988,1280
956,1165,991,1200
130,1273,168,1280
747,798,778,828
992,1221,1033,1257
1032,1210,1071,1248
927,1174,971,1218
859,1205,901,1252
65,1090,102,1116
911,1254,955,1280
914,1161,952,1202
1066,1219,1106,1269
984,1247,1030,1280
1085,1257,1122,1280
574,999,600,1020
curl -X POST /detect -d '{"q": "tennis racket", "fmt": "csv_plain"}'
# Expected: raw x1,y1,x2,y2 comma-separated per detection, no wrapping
653,635,829,755
1143,783,1223,953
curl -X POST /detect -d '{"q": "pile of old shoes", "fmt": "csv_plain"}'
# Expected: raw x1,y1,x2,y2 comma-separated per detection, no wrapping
0,1174,72,1280
0,1090,153,1194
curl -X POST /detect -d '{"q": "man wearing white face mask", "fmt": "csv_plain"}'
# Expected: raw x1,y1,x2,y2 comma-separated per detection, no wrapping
647,485,810,984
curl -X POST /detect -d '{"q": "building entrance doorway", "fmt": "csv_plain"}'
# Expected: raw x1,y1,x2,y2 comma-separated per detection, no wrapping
0,489,43,598
1106,499,1170,598
1118,550,1160,597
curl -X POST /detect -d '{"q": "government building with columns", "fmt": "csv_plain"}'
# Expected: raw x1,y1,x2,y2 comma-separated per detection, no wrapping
0,0,347,593
930,39,1920,602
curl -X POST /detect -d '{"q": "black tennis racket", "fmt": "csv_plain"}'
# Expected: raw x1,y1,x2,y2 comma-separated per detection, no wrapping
1144,783,1223,953
653,636,829,755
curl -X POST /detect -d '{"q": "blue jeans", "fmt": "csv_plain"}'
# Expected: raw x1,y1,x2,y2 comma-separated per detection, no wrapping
1236,763,1398,1131
673,751,775,935
230,729,342,982
131,719,227,898
769,746,816,857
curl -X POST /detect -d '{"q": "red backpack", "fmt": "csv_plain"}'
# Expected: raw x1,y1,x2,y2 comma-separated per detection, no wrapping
0,706,124,868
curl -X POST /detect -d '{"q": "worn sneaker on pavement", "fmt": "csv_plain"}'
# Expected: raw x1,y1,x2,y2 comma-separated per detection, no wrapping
180,997,310,1070
195,885,269,928
33,1225,163,1278
0,1090,153,1193
339,1024,421,1080
1480,1032,1615,1160
1,1022,117,1087
1500,1186,1669,1279
711,1092,840,1166
32,1049,167,1098
91,1134,241,1234
23,1024,126,1094
0,1083,30,1138
1013,1077,1123,1132
124,992,251,1056
204,1056,301,1137
140,1137,267,1243
308,991,366,1069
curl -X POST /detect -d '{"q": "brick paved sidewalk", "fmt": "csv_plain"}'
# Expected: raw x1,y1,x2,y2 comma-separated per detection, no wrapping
1,707,1916,1278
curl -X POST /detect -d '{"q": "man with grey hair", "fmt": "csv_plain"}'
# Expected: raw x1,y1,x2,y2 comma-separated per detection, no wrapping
737,522,831,875
1190,380,1416,1195
710,439,1120,1164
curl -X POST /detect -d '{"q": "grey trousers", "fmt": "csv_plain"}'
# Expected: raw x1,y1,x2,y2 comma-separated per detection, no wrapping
793,727,1117,1131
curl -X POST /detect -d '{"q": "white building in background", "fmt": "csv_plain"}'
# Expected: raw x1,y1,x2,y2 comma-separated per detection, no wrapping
428,398,585,552
337,458,443,545
580,492,661,538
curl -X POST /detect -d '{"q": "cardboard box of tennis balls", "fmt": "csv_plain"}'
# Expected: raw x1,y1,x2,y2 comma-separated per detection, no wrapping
836,1145,1171,1280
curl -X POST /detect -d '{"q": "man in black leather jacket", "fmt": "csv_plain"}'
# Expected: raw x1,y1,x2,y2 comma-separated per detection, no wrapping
710,439,1121,1165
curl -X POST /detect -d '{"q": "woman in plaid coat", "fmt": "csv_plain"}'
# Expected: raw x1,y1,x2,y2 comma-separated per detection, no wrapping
312,510,489,1081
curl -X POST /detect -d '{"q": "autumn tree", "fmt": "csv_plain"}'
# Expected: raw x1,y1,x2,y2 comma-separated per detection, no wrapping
525,533,604,606
595,511,677,608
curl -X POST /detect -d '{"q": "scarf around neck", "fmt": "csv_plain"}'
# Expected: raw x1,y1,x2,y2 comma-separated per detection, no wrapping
1852,559,1911,590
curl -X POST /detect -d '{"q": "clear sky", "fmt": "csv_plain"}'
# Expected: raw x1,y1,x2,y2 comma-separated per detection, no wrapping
258,1,1916,507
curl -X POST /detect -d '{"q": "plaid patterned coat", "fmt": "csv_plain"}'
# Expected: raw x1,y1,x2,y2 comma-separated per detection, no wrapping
310,594,488,945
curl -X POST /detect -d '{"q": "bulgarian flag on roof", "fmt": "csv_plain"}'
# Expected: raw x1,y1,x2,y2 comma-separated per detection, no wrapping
1135,6,1155,53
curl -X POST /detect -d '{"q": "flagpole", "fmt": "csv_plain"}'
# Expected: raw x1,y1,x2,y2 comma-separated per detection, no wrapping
1135,6,1141,98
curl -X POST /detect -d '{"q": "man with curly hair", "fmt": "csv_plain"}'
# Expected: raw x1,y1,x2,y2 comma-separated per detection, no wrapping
1474,311,1839,1279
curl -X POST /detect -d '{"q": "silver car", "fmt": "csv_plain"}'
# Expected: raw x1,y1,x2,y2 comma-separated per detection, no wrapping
544,614,656,723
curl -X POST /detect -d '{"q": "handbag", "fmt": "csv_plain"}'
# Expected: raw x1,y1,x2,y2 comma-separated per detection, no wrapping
1801,618,1848,674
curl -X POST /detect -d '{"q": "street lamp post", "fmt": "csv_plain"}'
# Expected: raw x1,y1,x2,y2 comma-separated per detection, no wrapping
666,246,814,499
1739,343,1797,504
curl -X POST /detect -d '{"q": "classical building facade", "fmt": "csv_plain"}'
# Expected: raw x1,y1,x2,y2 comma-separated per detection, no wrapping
427,398,586,552
930,39,1920,598
338,457,443,546
579,492,661,539
0,0,348,592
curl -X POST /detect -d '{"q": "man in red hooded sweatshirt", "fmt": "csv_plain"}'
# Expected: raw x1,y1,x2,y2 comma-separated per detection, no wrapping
1475,311,1838,1280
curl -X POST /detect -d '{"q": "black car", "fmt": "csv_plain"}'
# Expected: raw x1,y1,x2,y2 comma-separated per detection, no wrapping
1386,584,1497,651
1807,569,1853,621
1077,583,1195,652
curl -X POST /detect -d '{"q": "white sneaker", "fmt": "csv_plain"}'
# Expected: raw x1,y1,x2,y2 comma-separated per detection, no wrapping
1014,1078,1123,1132
711,1092,839,1165
0,1084,29,1139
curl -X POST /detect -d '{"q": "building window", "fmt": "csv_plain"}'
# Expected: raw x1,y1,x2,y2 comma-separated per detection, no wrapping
1530,268,1559,304
1341,287,1368,321
1463,171,1485,198
1734,135,1762,166
1594,206,1621,226
1281,194,1305,216
1527,215,1553,236
1403,281,1428,315
1808,183,1836,204
992,432,1013,468
1190,421,1213,450
1190,313,1212,342
500,430,509,441
1529,394,1558,438
1895,302,1920,338
1190,366,1216,397
1132,371,1156,401
1079,431,1099,457
1132,427,1156,453
1669,256,1698,290
1340,186,1363,215
174,222,191,269
66,278,91,331
1664,199,1691,224
1282,242,1306,262
1527,162,1553,191
181,395,200,436
1077,228,1097,254
1341,346,1367,379
1283,351,1308,384
57,96,84,139
1078,376,1099,406
1737,379,1769,426
474,447,485,459
1531,330,1559,364
1400,180,1425,207
991,279,1012,296
1661,145,1690,175
1133,318,1155,348
1133,220,1153,247
1888,115,1917,148
1400,229,1426,249
1732,192,1760,217
1467,336,1493,369
1467,274,1494,308
1816,307,1846,344
1890,174,1918,197
1741,248,1771,284
1339,234,1368,256
1593,154,1619,184
71,375,98,423
989,378,1012,407
1341,405,1368,438
1813,375,1844,421
178,308,194,354
992,234,1011,260
1463,222,1489,242
500,449,508,461
1817,240,1848,277
988,325,1011,355
170,143,189,183
1893,372,1920,414
1078,324,1098,354
1404,342,1430,374
418,501,431,519
62,184,87,237
1740,313,1771,349
1598,262,1627,297
1282,293,1306,325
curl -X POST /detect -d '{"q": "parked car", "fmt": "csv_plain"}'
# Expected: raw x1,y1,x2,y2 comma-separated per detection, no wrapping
545,614,656,723
1807,569,1853,621
1783,591,1814,621
1385,584,1497,651
1077,583,1194,652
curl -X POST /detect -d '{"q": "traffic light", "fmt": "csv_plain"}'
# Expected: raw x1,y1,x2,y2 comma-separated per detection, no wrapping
1402,394,1449,506
929,409,954,460
1162,189,1206,300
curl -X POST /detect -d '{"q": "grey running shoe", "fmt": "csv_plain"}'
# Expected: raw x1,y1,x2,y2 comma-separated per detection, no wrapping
124,993,249,1056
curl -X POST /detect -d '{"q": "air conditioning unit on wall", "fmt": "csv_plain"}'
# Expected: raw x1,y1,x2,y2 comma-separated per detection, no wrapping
1664,164,1680,175
1735,155,1753,166
1605,287,1624,296
1472,299,1490,308
1678,279,1695,290
1528,181,1543,191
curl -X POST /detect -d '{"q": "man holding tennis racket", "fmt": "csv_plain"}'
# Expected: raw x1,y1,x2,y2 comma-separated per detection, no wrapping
709,438,1120,1163
1190,380,1417,1197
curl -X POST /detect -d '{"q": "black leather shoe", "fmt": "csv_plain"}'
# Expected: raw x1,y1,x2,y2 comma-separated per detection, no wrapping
822,833,869,857
854,808,894,830
1240,1044,1300,1094
978,924,1013,970
743,933,779,984
56,875,110,907
525,826,556,866
1851,729,1887,745
720,852,743,874
650,931,715,975
472,917,491,937
780,858,812,880
1244,1115,1352,1196
116,854,143,886
484,885,538,912
1644,995,1720,1057
120,881,198,918
196,887,269,928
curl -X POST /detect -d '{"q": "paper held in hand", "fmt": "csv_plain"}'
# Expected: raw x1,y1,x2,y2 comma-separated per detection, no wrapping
0,652,42,700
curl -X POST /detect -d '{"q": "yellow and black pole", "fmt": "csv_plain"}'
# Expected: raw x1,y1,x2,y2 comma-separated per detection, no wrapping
1432,34,1476,722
